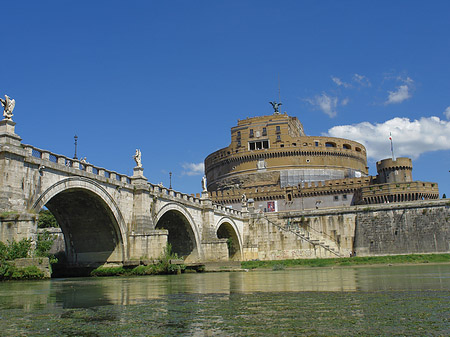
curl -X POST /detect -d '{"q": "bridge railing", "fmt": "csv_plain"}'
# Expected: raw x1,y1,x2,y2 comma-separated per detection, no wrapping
212,204,243,217
22,144,132,184
147,184,242,216
150,184,204,205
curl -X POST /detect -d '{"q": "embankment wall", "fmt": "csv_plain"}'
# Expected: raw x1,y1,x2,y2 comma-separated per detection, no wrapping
243,200,450,260
354,200,450,256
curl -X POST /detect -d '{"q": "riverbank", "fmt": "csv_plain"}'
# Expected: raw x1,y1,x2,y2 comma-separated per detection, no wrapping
241,253,450,270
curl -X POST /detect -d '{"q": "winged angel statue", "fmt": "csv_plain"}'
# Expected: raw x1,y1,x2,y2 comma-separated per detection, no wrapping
0,95,15,120
269,101,282,114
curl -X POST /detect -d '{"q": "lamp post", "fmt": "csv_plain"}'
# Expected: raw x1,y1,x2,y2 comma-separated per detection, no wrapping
73,135,78,159
169,172,172,189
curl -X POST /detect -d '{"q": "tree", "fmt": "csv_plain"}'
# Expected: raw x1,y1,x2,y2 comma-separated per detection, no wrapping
38,210,59,228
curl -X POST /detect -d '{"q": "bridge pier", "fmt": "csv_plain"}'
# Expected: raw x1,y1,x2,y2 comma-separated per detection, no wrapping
199,192,228,261
0,120,38,244
128,166,168,261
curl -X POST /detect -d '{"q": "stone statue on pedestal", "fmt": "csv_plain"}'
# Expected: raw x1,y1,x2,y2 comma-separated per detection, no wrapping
0,95,15,120
133,149,142,168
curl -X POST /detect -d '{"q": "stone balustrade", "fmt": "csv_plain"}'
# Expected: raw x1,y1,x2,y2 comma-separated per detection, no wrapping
22,144,132,185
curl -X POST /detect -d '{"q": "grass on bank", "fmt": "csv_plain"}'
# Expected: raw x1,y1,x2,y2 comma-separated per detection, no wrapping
241,253,450,270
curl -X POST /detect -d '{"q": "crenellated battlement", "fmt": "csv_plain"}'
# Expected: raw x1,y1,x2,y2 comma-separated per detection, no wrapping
211,176,374,204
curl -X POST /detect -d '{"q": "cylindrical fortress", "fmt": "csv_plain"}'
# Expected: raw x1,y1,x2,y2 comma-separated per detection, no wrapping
376,157,413,184
205,113,369,191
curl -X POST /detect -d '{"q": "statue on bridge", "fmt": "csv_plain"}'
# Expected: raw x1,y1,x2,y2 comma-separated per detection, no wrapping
202,175,207,192
0,95,15,121
133,149,142,168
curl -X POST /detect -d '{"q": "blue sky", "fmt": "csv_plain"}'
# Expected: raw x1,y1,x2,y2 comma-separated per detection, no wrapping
2,1,450,196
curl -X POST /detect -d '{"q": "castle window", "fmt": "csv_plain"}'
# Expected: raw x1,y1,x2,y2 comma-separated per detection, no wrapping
237,140,241,147
314,141,319,147
355,147,362,152
237,131,241,140
334,195,339,201
343,144,351,150
262,127,267,136
343,194,347,200
249,140,269,150
249,129,254,138
325,142,336,148
292,143,296,146
277,134,281,141
276,126,281,134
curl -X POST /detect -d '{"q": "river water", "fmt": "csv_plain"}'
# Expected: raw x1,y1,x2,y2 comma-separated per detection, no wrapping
1,264,450,336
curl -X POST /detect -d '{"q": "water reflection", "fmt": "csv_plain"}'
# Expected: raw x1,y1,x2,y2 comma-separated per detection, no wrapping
1,264,450,311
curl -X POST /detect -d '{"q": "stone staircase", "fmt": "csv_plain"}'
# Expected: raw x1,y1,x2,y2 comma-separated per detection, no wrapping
264,216,341,257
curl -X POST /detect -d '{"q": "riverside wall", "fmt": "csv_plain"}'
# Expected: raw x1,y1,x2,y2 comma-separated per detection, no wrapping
354,200,450,256
242,199,450,260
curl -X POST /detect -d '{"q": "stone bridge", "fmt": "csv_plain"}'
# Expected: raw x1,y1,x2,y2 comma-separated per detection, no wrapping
0,119,245,267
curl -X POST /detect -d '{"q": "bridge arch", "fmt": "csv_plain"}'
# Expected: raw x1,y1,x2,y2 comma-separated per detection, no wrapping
31,177,127,266
215,217,243,260
155,203,201,262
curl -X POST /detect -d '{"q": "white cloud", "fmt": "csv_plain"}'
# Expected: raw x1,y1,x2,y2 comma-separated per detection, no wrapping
341,97,349,106
326,116,450,160
386,85,411,104
444,106,450,119
181,162,204,176
331,76,350,88
306,93,338,118
353,73,371,87
385,77,414,105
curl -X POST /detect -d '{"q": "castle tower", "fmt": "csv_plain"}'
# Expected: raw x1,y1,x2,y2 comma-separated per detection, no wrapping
376,157,413,184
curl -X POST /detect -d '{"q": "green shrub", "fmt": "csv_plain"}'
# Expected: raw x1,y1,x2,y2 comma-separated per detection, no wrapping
0,239,31,261
156,244,185,274
91,266,126,277
0,261,14,280
0,262,45,281
272,264,285,271
130,265,151,275
0,238,53,281
35,231,58,264
37,210,59,228
10,265,44,280
130,265,161,275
